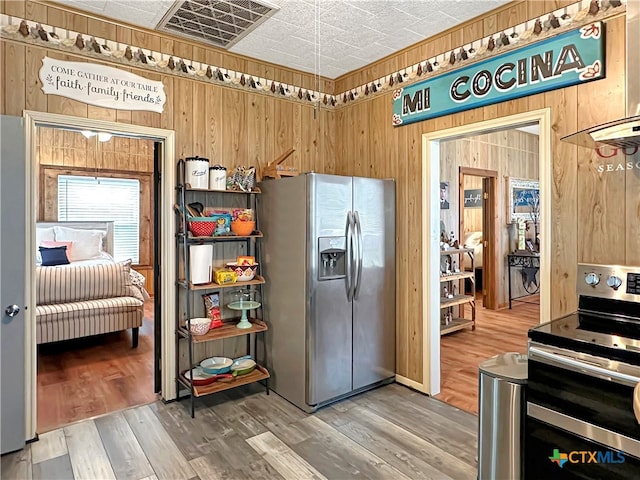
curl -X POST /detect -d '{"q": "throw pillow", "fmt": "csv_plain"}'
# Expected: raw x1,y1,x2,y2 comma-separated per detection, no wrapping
40,241,74,261
54,227,105,261
39,246,70,266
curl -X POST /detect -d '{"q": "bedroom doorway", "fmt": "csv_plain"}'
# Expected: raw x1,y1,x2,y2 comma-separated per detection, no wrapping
24,111,176,439
34,127,160,432
458,167,498,310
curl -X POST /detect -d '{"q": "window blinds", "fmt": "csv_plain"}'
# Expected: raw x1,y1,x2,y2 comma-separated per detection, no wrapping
57,175,140,263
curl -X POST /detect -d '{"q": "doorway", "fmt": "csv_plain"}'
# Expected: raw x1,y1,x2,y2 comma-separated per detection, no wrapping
458,167,498,310
23,111,176,440
420,109,551,401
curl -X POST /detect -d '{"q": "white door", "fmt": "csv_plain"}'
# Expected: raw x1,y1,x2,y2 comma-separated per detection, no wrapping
0,115,26,454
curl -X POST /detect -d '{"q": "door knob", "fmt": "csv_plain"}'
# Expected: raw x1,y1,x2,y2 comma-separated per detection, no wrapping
5,304,20,317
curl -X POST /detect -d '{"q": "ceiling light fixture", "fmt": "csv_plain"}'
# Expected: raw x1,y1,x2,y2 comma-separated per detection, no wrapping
81,130,96,138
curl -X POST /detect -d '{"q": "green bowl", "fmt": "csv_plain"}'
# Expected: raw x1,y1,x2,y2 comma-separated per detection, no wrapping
231,358,256,376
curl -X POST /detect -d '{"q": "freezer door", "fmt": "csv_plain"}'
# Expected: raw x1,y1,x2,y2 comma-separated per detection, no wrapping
352,177,396,390
307,174,353,405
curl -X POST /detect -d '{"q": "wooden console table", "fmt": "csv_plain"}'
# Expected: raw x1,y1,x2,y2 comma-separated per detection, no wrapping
507,253,540,309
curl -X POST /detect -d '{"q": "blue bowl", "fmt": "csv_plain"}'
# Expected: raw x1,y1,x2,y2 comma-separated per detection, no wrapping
200,356,232,374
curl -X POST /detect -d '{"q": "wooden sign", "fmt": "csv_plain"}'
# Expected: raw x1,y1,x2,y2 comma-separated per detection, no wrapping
393,22,605,127
39,56,166,112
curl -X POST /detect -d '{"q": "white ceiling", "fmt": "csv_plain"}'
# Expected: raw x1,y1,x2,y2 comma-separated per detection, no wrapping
52,0,510,79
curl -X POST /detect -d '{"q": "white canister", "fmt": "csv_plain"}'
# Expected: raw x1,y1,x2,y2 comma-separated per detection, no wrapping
209,165,227,190
189,244,213,284
185,156,209,189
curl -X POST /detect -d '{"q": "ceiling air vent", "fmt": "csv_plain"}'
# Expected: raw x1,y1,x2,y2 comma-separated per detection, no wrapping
157,0,279,49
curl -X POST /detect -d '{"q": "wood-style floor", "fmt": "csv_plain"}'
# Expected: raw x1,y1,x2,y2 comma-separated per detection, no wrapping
2,383,477,480
437,295,540,414
36,301,157,433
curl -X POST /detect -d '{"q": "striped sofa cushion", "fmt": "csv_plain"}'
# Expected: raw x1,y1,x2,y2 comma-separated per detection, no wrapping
35,297,143,344
36,260,133,305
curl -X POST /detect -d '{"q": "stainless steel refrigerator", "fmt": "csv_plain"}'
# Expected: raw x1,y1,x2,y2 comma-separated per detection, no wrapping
258,173,395,412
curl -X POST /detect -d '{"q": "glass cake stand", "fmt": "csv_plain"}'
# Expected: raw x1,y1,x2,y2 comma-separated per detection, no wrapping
227,290,261,329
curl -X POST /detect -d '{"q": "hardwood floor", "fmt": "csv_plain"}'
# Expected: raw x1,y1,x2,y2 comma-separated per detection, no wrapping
3,383,478,480
436,295,540,414
36,301,157,433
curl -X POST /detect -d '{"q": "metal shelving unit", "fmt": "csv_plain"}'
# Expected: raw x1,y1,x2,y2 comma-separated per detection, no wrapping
175,159,269,417
440,248,476,335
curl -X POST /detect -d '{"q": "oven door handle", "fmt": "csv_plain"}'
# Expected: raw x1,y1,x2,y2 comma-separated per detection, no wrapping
529,345,640,387
528,403,640,458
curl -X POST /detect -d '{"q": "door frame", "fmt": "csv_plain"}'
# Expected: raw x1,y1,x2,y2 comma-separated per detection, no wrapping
23,111,177,440
419,109,551,395
458,167,498,310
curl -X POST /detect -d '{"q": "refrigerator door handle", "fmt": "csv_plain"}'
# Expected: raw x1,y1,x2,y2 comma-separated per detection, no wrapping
346,211,353,300
353,211,364,300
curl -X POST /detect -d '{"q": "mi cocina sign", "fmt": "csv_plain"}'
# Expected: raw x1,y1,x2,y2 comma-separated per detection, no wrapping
392,23,605,126
39,57,166,113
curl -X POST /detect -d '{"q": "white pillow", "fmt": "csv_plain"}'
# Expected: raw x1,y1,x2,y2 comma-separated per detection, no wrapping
464,231,483,248
35,227,55,263
54,226,105,261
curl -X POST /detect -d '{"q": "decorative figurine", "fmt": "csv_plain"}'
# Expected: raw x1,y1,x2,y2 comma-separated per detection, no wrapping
453,261,460,273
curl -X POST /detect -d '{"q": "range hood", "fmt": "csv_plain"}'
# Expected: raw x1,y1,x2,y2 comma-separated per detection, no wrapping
562,0,640,149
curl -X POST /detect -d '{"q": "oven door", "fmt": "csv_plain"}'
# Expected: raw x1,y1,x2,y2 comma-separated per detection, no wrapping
526,414,640,479
526,342,640,478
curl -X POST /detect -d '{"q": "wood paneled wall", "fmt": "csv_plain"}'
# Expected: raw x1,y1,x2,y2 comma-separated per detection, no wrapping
1,1,336,179
440,130,539,306
336,8,636,383
3,1,638,387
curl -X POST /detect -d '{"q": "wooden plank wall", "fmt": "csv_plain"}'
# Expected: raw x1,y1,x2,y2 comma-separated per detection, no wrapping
2,0,637,386
335,3,635,383
440,130,539,307
0,1,336,180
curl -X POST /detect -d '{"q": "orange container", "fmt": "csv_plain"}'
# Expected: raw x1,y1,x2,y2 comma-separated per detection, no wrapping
231,220,255,236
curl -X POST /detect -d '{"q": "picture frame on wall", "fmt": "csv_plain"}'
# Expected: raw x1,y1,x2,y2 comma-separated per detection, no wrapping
463,189,482,209
507,177,540,223
440,182,450,210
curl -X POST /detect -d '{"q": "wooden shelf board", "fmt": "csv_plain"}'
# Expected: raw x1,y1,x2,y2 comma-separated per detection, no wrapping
178,275,266,291
179,318,267,342
184,187,261,194
192,365,270,397
179,231,264,242
441,294,475,308
440,318,474,336
440,272,475,282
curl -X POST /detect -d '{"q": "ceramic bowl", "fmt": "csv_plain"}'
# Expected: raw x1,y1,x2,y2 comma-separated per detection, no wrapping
230,220,255,236
200,356,233,374
231,358,256,376
188,317,210,336
226,262,258,282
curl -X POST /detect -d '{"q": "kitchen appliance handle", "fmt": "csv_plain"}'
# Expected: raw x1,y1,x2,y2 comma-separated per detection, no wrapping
353,211,363,300
529,344,640,387
346,211,353,301
527,403,640,457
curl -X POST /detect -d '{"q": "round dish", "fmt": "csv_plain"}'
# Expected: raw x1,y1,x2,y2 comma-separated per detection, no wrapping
226,262,258,281
200,356,233,374
231,358,257,376
187,317,210,336
182,366,216,386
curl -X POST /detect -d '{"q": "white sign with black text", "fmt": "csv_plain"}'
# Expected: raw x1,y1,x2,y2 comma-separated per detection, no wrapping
39,56,166,113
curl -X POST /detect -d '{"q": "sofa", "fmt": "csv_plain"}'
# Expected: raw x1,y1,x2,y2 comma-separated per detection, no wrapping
35,260,144,347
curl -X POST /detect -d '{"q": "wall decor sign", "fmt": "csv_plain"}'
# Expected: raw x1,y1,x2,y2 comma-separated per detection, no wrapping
464,189,482,209
392,22,605,127
39,57,166,113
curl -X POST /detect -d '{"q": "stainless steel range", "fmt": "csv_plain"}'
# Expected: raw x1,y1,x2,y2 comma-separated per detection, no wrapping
526,263,640,479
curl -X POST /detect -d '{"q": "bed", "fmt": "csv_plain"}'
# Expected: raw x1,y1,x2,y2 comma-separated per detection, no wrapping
35,221,148,347
463,231,483,289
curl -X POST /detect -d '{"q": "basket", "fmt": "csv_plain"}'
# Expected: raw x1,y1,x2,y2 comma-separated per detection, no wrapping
187,216,217,236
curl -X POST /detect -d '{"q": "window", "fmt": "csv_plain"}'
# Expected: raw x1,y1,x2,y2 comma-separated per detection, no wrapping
58,175,140,263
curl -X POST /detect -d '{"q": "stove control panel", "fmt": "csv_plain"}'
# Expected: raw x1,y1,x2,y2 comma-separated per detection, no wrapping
577,263,640,302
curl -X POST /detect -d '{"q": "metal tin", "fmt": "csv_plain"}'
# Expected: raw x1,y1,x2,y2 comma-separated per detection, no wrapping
185,156,209,189
209,164,227,190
